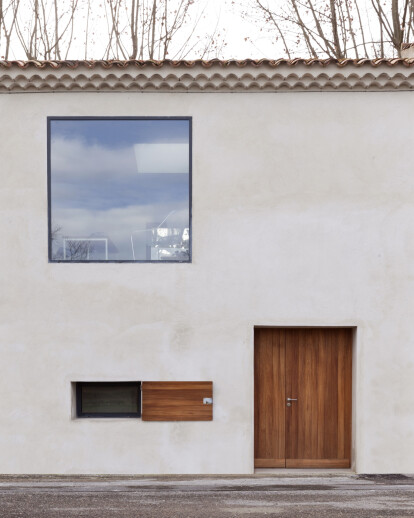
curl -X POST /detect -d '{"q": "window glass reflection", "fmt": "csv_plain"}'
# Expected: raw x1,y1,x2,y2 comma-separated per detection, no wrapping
81,384,139,414
49,118,191,262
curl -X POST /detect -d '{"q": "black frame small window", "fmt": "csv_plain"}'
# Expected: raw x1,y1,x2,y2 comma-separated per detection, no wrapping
76,382,141,418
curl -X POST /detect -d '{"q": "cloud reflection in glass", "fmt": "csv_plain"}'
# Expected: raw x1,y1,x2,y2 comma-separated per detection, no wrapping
49,118,191,262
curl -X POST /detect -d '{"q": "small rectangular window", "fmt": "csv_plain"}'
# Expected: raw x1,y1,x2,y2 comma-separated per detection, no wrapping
48,117,191,262
76,382,141,418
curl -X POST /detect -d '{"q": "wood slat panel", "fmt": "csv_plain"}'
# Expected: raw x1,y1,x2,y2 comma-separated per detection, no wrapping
286,458,351,468
342,329,353,461
255,458,286,468
285,329,298,460
337,330,346,459
141,382,213,421
254,328,286,467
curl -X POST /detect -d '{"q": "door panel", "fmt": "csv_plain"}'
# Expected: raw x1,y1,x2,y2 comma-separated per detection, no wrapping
254,328,352,469
254,328,286,468
285,328,352,467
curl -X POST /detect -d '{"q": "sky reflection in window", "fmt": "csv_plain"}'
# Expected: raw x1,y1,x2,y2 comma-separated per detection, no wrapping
49,118,191,262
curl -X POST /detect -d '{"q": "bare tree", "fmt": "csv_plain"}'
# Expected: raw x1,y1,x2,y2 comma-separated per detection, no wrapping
104,0,221,60
51,224,98,261
52,239,96,261
63,239,95,260
1,0,224,60
51,224,62,244
246,0,414,59
370,0,413,56
11,0,79,60
0,0,20,59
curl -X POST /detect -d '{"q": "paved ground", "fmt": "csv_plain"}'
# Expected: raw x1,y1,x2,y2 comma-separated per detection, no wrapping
0,474,413,517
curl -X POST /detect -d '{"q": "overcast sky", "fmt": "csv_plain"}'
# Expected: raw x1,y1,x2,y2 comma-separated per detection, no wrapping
199,0,280,59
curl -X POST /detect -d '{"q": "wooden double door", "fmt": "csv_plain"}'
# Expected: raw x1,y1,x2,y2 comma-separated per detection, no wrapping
254,328,352,468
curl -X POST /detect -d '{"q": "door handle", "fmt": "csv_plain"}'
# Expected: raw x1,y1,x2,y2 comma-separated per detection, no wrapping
287,398,298,401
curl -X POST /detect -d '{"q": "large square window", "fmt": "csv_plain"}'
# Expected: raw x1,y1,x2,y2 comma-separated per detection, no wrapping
48,117,191,262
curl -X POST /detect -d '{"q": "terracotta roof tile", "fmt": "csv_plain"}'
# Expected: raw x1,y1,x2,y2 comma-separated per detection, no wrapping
2,58,414,92
1,58,414,69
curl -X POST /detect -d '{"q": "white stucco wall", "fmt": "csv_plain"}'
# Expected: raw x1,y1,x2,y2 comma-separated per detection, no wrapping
0,87,413,474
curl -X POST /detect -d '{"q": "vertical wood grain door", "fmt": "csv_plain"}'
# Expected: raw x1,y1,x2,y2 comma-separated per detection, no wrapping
254,328,352,469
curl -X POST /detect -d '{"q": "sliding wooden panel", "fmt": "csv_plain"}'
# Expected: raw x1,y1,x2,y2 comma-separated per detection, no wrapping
254,328,286,468
141,382,213,421
285,328,352,468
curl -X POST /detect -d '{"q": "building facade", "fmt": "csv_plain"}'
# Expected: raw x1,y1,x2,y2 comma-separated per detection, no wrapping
0,58,413,474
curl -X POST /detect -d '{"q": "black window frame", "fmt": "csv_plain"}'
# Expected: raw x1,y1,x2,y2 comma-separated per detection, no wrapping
76,382,142,418
47,116,192,264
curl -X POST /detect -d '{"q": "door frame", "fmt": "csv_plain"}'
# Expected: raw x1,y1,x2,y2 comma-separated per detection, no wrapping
252,325,358,471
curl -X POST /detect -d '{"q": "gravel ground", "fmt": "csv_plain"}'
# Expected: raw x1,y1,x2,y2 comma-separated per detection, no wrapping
0,474,413,518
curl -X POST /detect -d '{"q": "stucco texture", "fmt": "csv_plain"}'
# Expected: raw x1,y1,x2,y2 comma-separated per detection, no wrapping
0,90,413,474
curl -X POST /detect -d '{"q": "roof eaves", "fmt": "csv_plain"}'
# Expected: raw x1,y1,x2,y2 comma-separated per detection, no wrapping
2,58,414,92
1,58,414,69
